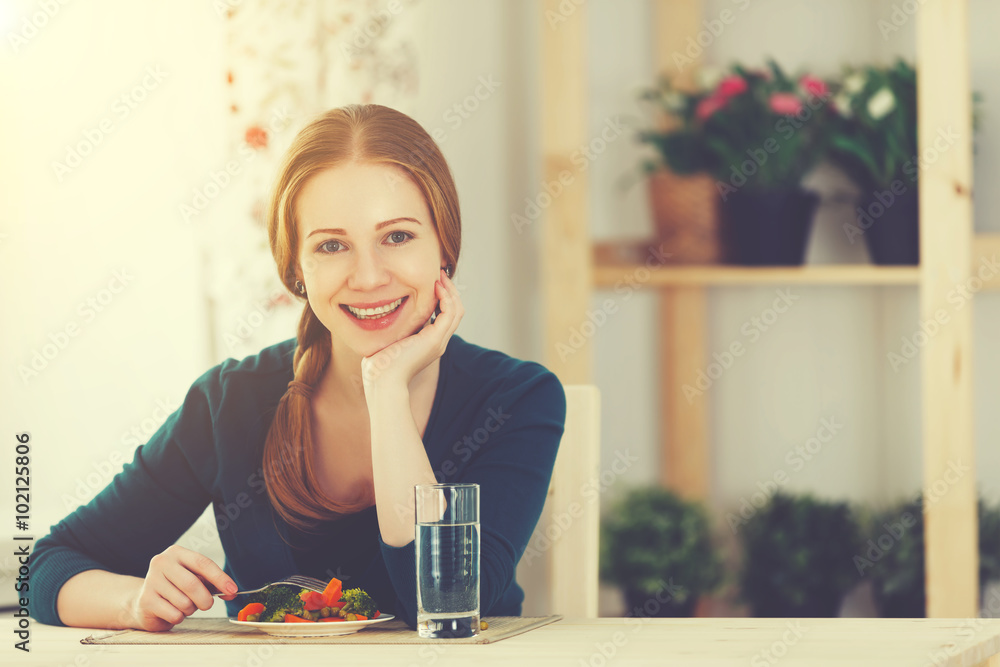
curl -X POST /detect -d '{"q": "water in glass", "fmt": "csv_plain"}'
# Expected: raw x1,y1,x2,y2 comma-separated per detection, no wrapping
416,520,480,638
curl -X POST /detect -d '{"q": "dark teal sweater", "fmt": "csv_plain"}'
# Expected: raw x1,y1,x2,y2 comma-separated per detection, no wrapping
29,334,566,628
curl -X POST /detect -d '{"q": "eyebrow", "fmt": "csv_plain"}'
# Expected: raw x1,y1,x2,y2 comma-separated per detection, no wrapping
306,217,422,238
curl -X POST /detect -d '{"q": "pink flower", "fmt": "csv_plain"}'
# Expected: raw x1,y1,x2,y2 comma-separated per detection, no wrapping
716,75,748,98
769,92,803,116
799,74,829,98
245,125,268,150
695,95,729,121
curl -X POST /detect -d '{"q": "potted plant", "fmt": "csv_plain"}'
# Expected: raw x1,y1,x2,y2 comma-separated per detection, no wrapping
825,59,919,265
863,495,1000,617
636,58,831,265
600,486,723,617
632,68,725,264
856,497,923,617
826,59,982,265
738,491,862,617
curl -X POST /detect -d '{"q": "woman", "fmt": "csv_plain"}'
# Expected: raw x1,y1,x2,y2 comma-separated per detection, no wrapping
30,104,567,630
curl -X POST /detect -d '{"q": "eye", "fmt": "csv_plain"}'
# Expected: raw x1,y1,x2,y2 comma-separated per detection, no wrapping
387,231,413,245
318,239,343,254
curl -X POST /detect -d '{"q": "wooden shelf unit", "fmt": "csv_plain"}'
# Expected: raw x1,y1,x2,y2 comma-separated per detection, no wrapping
594,260,923,287
541,0,981,616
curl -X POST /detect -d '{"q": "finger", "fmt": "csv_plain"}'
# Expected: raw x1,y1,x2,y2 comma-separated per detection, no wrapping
441,267,461,293
149,592,188,627
150,576,197,619
439,271,464,313
440,268,459,295
437,277,464,325
433,284,463,340
178,550,237,605
161,560,215,612
200,575,238,600
432,281,454,324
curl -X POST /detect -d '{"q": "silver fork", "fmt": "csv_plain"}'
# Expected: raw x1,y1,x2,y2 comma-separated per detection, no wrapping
213,574,329,597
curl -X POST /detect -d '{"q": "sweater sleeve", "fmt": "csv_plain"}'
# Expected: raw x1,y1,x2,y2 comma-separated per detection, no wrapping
380,365,567,628
29,365,223,626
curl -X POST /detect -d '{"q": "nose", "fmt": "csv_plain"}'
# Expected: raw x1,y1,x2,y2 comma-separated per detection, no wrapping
346,246,391,291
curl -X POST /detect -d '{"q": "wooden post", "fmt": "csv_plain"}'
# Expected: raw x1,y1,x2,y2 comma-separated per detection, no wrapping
916,0,977,617
660,287,709,498
652,0,709,500
541,0,591,385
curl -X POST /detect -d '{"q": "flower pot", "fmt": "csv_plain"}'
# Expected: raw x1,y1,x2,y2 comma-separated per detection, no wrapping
624,589,698,617
647,169,723,264
750,593,843,618
719,188,820,265
872,585,924,617
854,181,919,265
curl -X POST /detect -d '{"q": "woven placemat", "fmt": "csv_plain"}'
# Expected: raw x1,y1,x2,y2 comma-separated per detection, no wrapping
80,615,562,645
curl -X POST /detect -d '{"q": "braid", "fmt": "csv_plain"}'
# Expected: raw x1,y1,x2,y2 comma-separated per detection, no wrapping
262,302,373,531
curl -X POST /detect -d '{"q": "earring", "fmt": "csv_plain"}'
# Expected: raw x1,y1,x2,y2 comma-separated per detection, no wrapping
442,265,453,277
295,280,306,295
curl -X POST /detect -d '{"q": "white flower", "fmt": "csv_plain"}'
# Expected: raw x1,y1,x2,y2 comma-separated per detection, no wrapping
833,92,853,118
660,90,686,113
843,72,866,95
867,87,896,120
696,65,725,91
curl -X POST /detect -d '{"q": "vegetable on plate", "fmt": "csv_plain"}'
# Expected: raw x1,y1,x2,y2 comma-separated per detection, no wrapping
235,576,382,623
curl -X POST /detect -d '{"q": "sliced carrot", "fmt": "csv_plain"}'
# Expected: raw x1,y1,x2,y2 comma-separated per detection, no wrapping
284,613,315,623
353,614,368,621
238,602,265,622
321,577,343,607
299,591,327,611
373,610,380,619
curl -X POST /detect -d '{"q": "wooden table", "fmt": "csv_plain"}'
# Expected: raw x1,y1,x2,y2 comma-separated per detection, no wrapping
16,617,1000,666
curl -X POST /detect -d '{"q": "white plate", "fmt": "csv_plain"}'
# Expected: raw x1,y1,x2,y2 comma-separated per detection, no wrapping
230,614,395,637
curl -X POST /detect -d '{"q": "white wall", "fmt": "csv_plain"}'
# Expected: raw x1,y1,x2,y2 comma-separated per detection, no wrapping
3,0,997,617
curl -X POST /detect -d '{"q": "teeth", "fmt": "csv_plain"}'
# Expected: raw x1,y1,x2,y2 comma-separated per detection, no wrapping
346,298,403,319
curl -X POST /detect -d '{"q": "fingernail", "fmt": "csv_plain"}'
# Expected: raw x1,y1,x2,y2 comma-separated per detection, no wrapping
226,583,238,594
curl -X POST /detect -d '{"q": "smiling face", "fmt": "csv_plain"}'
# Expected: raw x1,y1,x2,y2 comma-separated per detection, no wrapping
295,162,444,359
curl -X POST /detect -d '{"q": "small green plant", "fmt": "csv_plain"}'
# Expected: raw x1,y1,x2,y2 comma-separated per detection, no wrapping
862,495,1000,617
824,58,917,191
825,58,982,190
600,486,723,616
739,491,862,617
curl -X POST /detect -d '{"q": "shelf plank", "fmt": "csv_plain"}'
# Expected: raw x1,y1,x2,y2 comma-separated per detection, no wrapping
591,235,1000,288
593,263,921,287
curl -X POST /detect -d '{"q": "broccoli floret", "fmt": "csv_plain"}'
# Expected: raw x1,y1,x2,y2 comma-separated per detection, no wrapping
339,588,378,617
247,585,307,623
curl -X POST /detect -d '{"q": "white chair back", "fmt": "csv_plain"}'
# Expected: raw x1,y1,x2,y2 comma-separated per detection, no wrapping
516,384,601,617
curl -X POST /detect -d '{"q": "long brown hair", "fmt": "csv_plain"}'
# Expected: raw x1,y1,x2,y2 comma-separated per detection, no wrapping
263,104,461,531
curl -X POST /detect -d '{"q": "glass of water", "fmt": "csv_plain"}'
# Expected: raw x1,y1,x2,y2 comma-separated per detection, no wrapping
414,483,480,638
